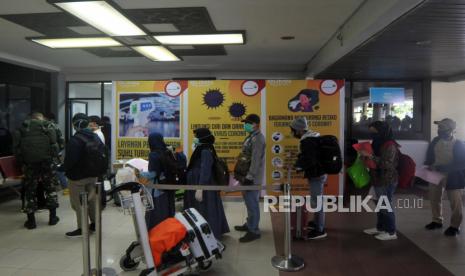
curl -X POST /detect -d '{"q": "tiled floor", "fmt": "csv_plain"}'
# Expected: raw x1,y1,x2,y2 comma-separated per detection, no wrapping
396,193,465,276
0,195,279,276
1,192,465,275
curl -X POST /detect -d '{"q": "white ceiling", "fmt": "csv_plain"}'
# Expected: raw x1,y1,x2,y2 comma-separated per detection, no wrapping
0,0,363,75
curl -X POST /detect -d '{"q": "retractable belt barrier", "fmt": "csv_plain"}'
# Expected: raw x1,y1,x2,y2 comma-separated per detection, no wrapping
147,183,276,192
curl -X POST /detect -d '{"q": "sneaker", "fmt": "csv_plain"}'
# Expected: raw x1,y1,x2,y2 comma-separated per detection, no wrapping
239,232,261,243
444,227,460,237
234,224,248,232
425,222,443,230
375,232,397,241
62,188,70,196
305,229,327,240
363,228,384,235
306,221,317,230
66,229,82,238
89,223,96,232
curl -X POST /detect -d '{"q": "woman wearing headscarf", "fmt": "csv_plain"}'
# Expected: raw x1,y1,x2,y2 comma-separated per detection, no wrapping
361,121,399,241
142,132,175,229
184,128,230,238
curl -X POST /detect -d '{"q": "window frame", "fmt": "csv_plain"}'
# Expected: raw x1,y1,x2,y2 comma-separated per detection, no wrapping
346,79,431,141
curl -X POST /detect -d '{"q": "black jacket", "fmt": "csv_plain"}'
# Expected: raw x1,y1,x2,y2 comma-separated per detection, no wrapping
295,135,325,178
64,129,98,181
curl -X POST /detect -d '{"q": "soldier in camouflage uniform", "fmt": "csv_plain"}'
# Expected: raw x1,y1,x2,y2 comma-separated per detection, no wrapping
14,112,60,229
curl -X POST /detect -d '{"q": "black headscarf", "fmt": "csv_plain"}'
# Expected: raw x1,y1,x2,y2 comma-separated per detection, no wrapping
188,128,216,170
148,132,167,152
369,121,394,156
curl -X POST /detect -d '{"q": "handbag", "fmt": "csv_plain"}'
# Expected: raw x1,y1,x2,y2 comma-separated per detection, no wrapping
347,155,371,189
233,152,251,183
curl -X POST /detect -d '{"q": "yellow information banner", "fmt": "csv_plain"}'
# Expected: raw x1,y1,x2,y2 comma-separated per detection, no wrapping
187,80,264,173
266,80,344,195
115,80,186,160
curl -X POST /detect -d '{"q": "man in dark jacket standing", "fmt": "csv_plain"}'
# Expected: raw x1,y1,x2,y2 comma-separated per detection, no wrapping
64,113,100,237
425,118,465,236
14,112,60,229
234,114,266,243
291,117,328,240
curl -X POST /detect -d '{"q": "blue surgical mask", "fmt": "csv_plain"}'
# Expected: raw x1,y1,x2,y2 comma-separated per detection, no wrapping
193,137,200,145
244,123,254,133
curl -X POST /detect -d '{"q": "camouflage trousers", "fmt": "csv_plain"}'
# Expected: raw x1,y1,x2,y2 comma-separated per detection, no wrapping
23,163,59,213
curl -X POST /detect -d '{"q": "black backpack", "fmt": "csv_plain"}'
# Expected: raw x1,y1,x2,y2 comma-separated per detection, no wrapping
318,135,342,174
76,133,109,177
211,151,230,185
157,150,187,185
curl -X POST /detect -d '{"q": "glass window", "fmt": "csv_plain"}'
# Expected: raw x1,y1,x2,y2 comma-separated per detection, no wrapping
68,83,101,98
8,85,31,131
0,84,7,128
103,82,113,118
350,81,428,140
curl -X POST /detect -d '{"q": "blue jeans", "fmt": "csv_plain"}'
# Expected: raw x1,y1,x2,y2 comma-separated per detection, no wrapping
374,183,397,234
242,190,260,235
309,175,328,232
56,170,68,189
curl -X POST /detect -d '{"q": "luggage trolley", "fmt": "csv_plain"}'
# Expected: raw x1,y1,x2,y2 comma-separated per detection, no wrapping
109,182,224,276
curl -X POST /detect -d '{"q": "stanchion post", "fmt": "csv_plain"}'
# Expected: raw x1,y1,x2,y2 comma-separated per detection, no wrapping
95,182,103,276
92,182,117,276
81,192,91,276
271,167,305,272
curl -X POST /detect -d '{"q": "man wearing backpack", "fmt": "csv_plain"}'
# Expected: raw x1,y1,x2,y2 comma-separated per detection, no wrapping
14,112,60,229
234,114,266,243
424,118,465,237
64,113,108,238
291,117,328,240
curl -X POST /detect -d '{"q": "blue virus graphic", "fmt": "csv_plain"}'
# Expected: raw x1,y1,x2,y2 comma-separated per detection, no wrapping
229,102,247,118
203,89,225,109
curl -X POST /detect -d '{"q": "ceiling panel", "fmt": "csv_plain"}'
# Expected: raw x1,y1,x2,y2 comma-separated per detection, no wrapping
0,0,363,73
317,0,465,80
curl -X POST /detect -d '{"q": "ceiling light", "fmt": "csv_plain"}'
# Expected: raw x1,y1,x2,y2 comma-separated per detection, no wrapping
31,37,121,48
52,0,145,36
132,46,180,61
154,33,244,45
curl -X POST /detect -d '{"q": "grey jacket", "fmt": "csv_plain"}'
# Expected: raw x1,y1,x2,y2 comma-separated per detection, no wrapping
243,130,266,185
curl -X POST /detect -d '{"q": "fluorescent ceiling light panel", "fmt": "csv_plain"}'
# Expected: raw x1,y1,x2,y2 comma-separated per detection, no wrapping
31,37,121,48
132,46,180,61
154,33,244,45
55,1,145,36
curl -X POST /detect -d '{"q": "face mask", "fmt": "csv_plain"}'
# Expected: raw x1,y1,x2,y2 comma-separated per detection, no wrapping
291,129,300,139
244,123,254,133
193,137,200,145
370,133,380,140
438,130,452,139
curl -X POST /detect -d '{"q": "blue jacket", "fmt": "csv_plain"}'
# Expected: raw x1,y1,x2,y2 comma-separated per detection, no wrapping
425,137,465,190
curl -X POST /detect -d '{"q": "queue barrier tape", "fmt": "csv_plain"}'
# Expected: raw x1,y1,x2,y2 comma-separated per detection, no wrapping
147,183,280,192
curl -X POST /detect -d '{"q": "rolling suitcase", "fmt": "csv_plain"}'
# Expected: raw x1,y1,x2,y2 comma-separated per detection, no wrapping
175,208,223,263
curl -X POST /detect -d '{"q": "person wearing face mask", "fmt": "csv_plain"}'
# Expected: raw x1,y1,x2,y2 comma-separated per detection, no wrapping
360,121,399,241
424,118,465,236
64,113,103,238
234,114,266,243
291,117,328,240
184,128,230,238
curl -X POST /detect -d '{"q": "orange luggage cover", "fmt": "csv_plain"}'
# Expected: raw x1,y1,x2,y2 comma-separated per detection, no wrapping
148,217,187,266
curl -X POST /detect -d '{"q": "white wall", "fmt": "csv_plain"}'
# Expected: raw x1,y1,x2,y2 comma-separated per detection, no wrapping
432,81,465,140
